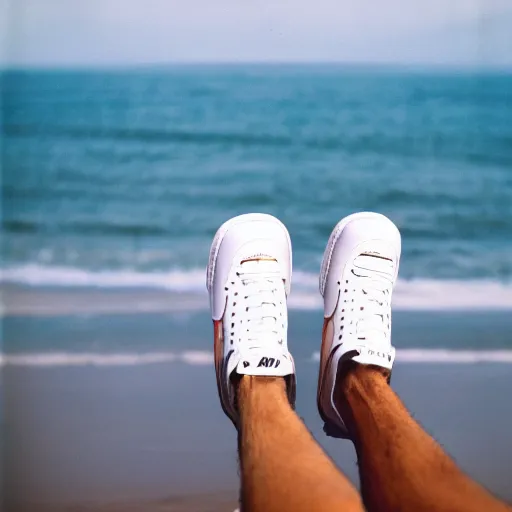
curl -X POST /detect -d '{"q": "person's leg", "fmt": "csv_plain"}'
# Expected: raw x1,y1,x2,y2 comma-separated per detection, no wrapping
238,375,363,512
334,362,511,512
315,212,511,512
207,214,363,512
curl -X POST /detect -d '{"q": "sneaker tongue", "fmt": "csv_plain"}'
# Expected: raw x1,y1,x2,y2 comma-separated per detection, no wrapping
354,254,394,277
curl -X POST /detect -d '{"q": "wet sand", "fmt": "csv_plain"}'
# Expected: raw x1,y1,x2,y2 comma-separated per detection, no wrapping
3,310,512,511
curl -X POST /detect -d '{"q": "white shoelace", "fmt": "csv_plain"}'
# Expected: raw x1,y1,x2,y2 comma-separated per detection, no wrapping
236,261,286,347
350,256,393,344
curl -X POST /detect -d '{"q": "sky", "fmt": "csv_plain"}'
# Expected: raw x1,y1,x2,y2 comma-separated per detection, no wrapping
1,0,511,67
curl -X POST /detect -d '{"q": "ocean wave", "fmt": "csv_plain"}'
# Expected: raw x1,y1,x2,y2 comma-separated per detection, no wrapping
5,216,512,241
5,123,511,167
2,349,512,367
2,264,512,310
2,219,170,237
312,350,512,364
5,124,293,148
0,351,213,367
1,264,207,292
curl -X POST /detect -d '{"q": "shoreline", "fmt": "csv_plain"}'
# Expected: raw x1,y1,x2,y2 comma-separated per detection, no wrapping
3,281,512,316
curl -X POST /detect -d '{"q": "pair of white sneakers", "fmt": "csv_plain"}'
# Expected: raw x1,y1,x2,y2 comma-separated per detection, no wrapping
206,212,401,438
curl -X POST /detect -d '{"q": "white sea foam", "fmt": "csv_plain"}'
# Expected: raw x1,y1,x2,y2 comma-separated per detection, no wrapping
311,349,512,364
0,264,207,291
0,351,213,367
395,349,512,363
2,350,512,368
2,264,512,310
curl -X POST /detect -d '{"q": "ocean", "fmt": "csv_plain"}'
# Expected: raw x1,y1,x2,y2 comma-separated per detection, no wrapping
2,65,512,509
2,66,512,354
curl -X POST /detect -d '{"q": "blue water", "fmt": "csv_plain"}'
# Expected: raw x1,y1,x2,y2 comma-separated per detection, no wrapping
2,66,512,308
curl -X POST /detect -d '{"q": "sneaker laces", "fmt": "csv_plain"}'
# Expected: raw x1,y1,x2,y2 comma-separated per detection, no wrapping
350,255,393,345
236,261,286,347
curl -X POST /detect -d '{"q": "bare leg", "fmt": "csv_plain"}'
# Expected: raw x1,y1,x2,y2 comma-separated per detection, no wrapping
238,375,363,512
334,362,511,512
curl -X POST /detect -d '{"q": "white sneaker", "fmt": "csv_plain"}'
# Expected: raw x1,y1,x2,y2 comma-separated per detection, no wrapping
207,213,296,425
317,212,401,437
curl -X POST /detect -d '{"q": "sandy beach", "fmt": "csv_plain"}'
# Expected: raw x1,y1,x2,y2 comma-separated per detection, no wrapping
3,305,512,511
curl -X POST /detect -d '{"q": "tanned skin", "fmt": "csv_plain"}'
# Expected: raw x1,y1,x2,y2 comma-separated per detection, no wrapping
334,362,512,512
234,368,511,512
237,376,363,512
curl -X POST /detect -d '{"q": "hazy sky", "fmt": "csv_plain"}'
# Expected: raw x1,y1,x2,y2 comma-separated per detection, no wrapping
1,0,511,67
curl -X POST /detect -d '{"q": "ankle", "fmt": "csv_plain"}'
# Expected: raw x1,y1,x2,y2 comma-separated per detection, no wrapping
237,375,286,397
333,362,390,439
236,375,287,412
339,361,390,390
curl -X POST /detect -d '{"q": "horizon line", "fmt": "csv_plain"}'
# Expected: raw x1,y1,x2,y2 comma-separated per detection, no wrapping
2,60,512,73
